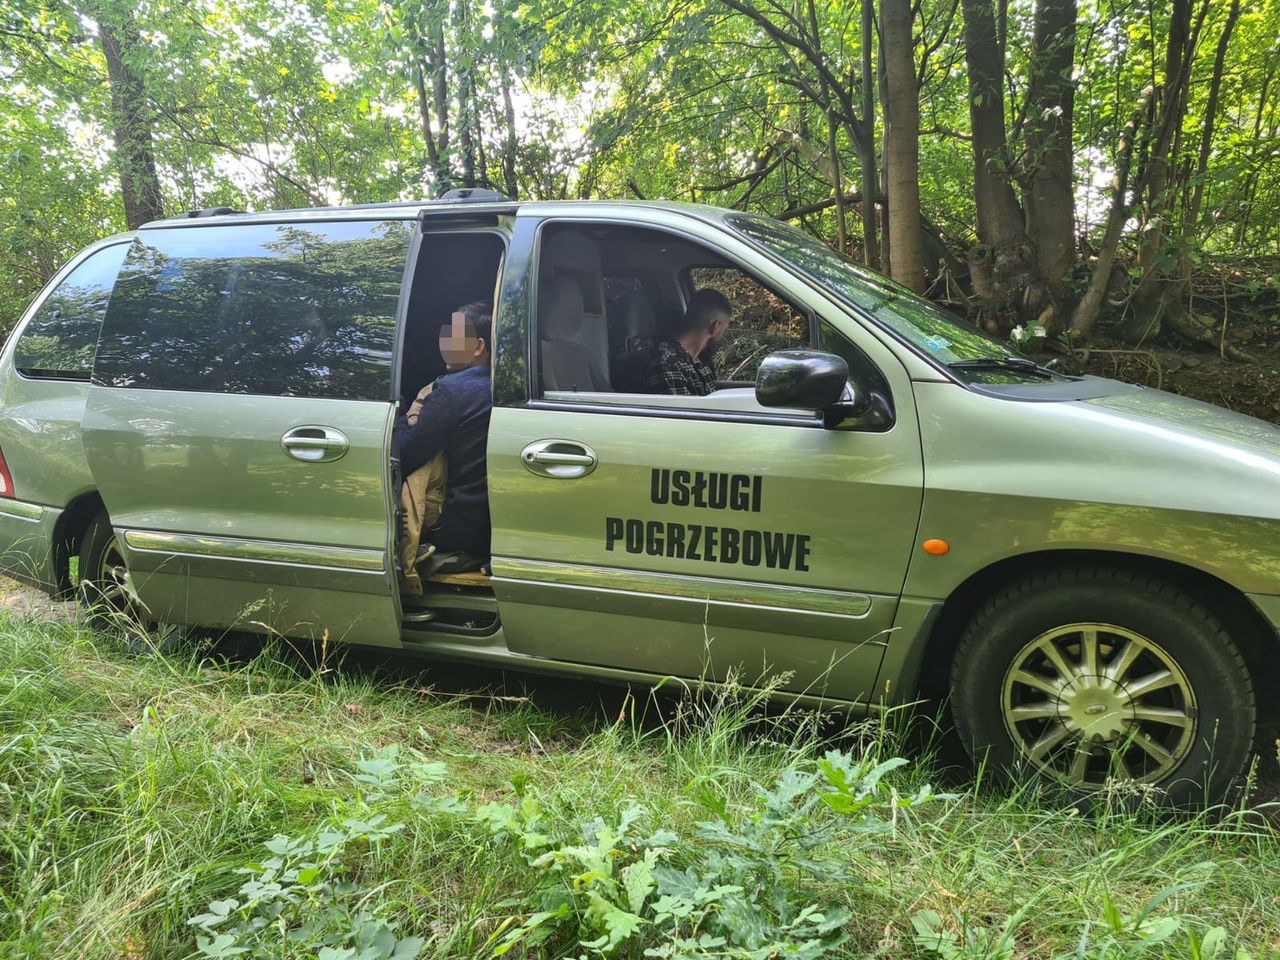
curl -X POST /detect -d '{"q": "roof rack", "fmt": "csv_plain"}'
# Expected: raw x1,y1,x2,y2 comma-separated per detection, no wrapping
183,207,244,218
438,188,512,203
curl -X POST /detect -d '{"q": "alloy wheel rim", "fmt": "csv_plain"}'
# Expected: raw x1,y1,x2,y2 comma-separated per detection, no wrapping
1000,623,1197,787
92,539,130,608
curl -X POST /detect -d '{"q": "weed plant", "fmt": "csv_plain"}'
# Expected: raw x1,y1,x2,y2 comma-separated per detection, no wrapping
0,612,1277,958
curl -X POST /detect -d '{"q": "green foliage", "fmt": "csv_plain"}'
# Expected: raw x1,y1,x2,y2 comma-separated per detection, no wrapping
1,614,1277,957
482,749,951,959
187,821,422,960
185,742,945,960
187,747,425,960
911,883,1259,960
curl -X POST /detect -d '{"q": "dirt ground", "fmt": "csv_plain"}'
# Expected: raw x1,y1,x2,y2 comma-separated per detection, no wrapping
0,576,74,621
1074,325,1280,426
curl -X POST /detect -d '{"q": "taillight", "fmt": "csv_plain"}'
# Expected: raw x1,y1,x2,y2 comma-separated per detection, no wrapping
0,447,14,498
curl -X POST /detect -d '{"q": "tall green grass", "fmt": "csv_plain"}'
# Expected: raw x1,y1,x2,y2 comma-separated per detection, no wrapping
0,612,1277,958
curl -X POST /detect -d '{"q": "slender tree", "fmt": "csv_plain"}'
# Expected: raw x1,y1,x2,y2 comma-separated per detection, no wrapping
1070,88,1153,334
881,0,926,291
859,0,879,268
98,13,163,227
960,0,1037,323
1022,0,1077,303
1180,0,1240,271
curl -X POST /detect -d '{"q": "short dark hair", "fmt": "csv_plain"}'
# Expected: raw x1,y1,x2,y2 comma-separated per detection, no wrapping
670,288,732,337
453,300,492,344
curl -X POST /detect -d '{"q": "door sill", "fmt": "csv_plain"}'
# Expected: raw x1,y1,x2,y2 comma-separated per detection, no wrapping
400,573,497,633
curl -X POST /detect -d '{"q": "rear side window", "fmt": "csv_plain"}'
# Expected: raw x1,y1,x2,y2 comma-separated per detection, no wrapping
95,220,412,400
14,243,129,380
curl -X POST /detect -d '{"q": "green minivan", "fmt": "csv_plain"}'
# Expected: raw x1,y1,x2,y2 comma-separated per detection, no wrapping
1,192,1277,802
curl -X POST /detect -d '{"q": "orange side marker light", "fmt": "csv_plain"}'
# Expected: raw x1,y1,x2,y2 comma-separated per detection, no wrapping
922,538,950,556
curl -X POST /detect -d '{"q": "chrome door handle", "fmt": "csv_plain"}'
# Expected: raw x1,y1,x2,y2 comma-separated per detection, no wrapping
520,439,598,478
281,425,349,463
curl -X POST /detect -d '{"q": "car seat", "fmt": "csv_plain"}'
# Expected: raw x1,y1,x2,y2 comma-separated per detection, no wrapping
608,289,659,392
538,275,612,392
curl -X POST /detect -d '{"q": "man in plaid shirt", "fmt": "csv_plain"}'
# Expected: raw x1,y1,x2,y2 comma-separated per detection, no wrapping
645,288,734,396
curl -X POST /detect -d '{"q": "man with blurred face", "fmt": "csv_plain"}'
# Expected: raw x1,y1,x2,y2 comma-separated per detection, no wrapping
645,288,733,396
397,301,493,576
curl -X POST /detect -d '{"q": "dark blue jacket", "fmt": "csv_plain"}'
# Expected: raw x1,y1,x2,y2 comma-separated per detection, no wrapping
396,364,492,559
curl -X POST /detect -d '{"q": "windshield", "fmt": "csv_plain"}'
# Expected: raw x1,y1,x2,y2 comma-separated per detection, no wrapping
728,215,1041,382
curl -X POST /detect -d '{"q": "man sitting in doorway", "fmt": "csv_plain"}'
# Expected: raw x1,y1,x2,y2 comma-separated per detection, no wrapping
645,288,733,396
397,301,493,585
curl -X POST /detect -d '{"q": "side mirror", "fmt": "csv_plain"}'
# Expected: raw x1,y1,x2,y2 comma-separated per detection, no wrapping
755,349,850,410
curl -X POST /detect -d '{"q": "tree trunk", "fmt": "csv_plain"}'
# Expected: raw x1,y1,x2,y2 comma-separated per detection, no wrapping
431,16,449,161
459,94,476,188
827,111,847,252
881,0,925,291
415,64,441,174
877,22,893,273
99,17,164,228
475,97,489,189
1182,0,1240,253
501,71,518,199
859,0,879,269
1122,0,1208,339
1155,0,1240,338
1069,88,1153,334
414,13,450,192
803,0,847,253
961,0,1037,323
1235,47,1277,245
1023,0,1077,300
456,0,477,189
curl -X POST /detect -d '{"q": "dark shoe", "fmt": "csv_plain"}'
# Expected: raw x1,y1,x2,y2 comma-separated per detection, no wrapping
417,549,482,579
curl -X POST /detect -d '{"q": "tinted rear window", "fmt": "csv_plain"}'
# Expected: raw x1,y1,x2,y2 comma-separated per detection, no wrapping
95,220,412,400
15,243,129,380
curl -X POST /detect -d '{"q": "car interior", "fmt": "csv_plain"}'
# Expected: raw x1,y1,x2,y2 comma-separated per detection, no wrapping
398,230,505,407
535,222,814,403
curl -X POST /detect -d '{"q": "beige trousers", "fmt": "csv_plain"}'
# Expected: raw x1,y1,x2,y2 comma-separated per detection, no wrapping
398,381,447,595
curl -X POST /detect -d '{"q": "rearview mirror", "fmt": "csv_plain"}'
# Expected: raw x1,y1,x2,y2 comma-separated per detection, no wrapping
755,349,849,411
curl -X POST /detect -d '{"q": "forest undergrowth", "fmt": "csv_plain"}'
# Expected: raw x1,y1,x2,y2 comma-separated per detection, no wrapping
1010,255,1280,424
1,612,1278,959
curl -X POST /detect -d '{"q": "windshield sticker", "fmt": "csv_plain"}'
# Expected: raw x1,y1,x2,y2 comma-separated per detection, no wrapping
922,335,950,351
602,469,812,572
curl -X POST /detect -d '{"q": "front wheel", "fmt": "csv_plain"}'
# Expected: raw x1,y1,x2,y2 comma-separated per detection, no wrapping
950,569,1256,806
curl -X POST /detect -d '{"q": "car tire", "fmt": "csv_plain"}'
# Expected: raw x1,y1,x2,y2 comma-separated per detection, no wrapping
78,510,132,625
950,567,1256,806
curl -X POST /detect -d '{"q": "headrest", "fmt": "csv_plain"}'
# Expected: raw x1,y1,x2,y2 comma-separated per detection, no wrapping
538,275,585,341
614,290,657,342
540,230,600,275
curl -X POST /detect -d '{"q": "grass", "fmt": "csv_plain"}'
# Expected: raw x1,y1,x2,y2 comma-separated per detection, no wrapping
0,610,1278,959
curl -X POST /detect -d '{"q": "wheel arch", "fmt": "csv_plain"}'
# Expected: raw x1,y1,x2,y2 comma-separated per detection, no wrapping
913,549,1280,723
50,490,106,596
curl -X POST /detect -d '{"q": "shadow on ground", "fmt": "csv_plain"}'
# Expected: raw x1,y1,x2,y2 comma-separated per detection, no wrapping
177,621,1280,810
202,626,989,790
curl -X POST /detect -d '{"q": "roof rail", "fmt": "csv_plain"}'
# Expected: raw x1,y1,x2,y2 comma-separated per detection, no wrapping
438,188,511,203
183,207,244,219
